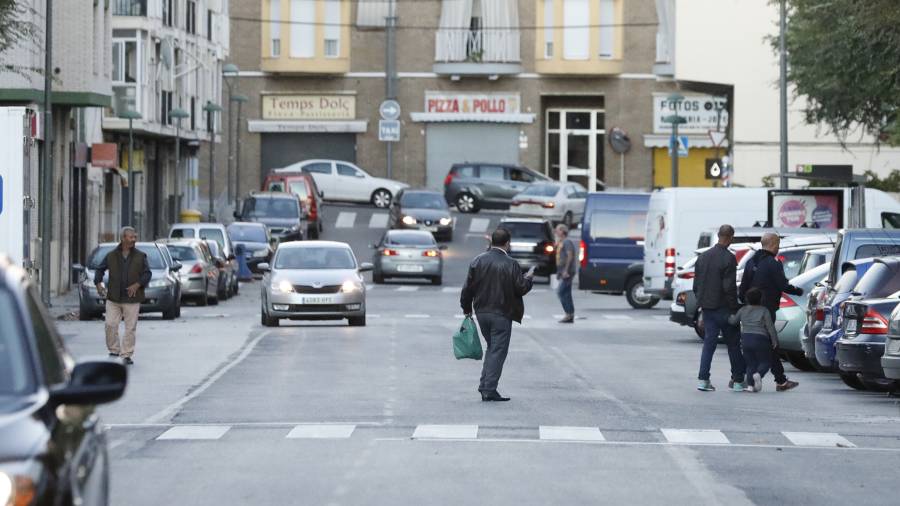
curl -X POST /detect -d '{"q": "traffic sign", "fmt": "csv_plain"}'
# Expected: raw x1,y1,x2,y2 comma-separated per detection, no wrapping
705,158,723,179
379,100,401,120
668,135,689,158
379,119,401,142
708,130,727,147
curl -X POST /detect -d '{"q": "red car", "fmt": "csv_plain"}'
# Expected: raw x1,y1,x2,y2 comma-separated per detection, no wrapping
262,172,324,239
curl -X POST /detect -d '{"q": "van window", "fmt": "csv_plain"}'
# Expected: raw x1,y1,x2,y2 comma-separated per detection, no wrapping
288,181,309,200
171,228,195,239
480,166,505,181
268,182,286,192
200,229,226,249
452,166,476,178
855,244,900,259
882,213,900,229
589,210,647,241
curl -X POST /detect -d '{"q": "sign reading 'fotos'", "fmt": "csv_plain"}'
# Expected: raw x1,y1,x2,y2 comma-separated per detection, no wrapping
263,95,356,120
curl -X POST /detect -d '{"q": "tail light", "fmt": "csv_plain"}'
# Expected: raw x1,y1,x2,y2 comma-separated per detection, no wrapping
510,200,521,207
665,248,676,278
734,249,750,263
544,243,555,255
579,240,586,268
677,271,695,280
779,293,797,308
443,172,454,186
861,308,889,334
422,250,440,257
307,196,317,219
382,249,398,257
815,308,825,321
191,264,203,274
542,202,556,209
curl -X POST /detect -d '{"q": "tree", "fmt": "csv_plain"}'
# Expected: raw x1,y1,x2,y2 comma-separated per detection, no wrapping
779,0,900,145
0,0,38,76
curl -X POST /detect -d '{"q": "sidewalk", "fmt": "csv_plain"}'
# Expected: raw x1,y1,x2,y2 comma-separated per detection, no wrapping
49,289,80,320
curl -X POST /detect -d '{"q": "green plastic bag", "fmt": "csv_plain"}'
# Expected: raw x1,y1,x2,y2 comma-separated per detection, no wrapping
453,316,483,360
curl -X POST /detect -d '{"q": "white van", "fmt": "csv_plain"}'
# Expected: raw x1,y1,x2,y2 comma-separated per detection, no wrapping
642,187,900,297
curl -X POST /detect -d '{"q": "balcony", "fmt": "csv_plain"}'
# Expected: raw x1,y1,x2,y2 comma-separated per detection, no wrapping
113,0,147,17
433,28,523,77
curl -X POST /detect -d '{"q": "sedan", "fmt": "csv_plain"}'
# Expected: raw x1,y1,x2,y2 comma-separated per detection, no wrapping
260,241,372,327
389,189,454,241
227,221,274,273
508,182,588,228
372,230,447,285
276,159,408,208
76,242,182,320
838,295,900,391
774,262,828,371
499,218,557,278
0,257,127,506
162,239,221,306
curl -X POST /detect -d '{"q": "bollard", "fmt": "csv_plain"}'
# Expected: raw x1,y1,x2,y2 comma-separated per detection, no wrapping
235,243,254,281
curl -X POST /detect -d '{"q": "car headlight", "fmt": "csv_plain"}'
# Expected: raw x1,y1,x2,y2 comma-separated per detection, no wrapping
439,217,452,226
401,215,416,225
0,470,36,506
148,279,171,288
341,280,362,293
253,249,268,258
272,280,294,293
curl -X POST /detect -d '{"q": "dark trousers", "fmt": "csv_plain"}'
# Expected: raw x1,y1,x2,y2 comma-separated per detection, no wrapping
557,276,574,315
742,333,772,386
476,312,513,392
697,307,746,382
766,308,788,384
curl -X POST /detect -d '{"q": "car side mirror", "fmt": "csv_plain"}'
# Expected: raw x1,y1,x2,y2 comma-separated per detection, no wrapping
318,190,324,198
369,243,378,249
50,360,127,406
439,245,448,251
258,263,271,272
73,263,85,273
170,262,183,272
228,254,236,261
358,262,374,272
269,238,278,246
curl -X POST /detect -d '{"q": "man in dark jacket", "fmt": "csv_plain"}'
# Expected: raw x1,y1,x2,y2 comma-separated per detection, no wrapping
693,224,746,392
94,226,151,364
461,227,534,401
739,232,803,391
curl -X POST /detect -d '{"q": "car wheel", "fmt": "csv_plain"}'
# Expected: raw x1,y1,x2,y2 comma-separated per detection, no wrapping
371,189,393,208
839,372,866,390
455,193,478,213
431,276,442,286
198,285,209,306
233,280,239,295
175,302,182,318
563,211,574,229
162,304,177,320
348,314,366,327
209,294,219,306
261,308,279,327
786,351,816,372
625,276,660,309
373,270,385,284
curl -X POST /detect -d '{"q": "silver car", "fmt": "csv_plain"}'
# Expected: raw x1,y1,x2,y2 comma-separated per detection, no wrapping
371,230,446,285
260,241,372,327
162,239,221,306
508,182,588,228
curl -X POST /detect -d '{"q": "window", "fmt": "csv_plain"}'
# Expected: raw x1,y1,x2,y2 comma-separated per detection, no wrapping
522,184,561,197
479,165,506,181
207,9,213,41
598,0,615,58
290,0,315,58
509,168,534,182
500,222,549,240
167,245,198,261
400,192,446,210
303,162,332,174
275,247,356,270
160,90,173,125
563,0,589,60
589,211,647,240
779,249,807,279
543,0,554,58
452,165,476,177
324,0,341,57
112,40,138,82
26,290,67,385
855,244,900,259
337,164,361,177
288,181,310,199
882,213,900,229
386,231,437,246
171,228,195,238
356,0,391,28
0,290,36,395
186,1,197,35
270,0,281,56
162,0,174,27
199,229,227,249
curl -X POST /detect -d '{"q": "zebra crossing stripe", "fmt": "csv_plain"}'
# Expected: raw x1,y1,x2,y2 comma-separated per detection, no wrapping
782,432,856,448
661,429,730,445
286,424,356,439
539,426,605,441
335,212,356,228
469,218,490,233
413,425,478,439
441,287,459,293
369,213,388,228
602,314,632,320
396,286,419,292
157,425,230,440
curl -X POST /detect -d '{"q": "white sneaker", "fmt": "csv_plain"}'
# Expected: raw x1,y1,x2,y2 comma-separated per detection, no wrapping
753,373,763,392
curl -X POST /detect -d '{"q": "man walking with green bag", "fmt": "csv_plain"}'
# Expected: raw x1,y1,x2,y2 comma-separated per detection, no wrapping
461,228,534,402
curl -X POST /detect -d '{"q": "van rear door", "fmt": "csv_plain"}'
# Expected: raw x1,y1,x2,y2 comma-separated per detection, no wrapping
579,194,649,292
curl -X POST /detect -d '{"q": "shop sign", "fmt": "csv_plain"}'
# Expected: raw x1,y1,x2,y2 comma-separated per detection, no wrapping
91,143,118,168
262,94,356,120
653,94,728,134
424,92,520,115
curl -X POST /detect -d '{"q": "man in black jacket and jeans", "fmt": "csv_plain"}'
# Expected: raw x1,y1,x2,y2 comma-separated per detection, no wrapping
693,225,746,392
461,227,534,401
740,232,802,391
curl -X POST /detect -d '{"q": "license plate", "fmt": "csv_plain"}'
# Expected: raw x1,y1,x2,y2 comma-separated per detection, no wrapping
846,319,857,334
303,296,332,304
397,264,424,273
510,243,535,253
824,312,832,329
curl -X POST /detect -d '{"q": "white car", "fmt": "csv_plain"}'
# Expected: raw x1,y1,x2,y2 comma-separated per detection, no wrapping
507,182,588,229
275,159,408,208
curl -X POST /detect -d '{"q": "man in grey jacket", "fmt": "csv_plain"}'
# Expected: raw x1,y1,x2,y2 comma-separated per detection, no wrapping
692,224,746,391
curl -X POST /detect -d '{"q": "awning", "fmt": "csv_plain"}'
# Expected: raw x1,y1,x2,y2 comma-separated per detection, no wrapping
410,112,535,124
643,134,729,149
247,120,368,133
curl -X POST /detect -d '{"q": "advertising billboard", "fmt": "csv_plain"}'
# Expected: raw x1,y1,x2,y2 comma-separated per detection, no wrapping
768,189,844,229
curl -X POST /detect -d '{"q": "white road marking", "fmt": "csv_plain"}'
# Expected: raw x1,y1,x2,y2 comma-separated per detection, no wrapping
413,425,479,440
369,213,388,228
286,424,356,439
396,286,419,292
782,432,856,448
367,314,381,318
335,212,356,228
603,314,632,320
469,218,490,233
404,314,430,319
441,287,460,293
530,289,547,294
157,425,231,440
523,315,532,319
366,284,375,291
662,429,730,445
539,426,605,441
652,315,670,321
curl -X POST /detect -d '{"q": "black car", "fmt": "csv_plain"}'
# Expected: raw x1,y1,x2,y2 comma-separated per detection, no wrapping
227,222,274,273
497,218,557,278
0,257,127,506
389,189,454,241
235,192,306,242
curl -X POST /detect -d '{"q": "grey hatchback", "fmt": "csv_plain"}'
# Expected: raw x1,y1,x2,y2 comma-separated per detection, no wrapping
443,162,549,213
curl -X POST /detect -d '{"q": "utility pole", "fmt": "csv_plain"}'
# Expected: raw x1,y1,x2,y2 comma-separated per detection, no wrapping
204,101,222,221
40,0,53,305
779,0,789,190
233,94,248,208
385,0,397,180
663,93,686,188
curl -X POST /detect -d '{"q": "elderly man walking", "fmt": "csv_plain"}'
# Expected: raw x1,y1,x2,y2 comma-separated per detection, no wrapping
740,232,803,391
554,224,577,323
94,226,151,365
693,224,746,392
461,227,535,401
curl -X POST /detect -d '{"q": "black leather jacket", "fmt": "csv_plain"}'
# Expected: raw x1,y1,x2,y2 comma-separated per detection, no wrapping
461,248,533,323
692,244,738,311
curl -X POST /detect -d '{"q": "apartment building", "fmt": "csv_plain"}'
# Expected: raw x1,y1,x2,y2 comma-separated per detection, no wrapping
223,0,724,200
103,0,230,235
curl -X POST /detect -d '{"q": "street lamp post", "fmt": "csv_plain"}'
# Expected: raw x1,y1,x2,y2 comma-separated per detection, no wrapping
203,101,223,221
232,94,249,209
119,109,142,226
662,93,687,188
223,63,239,209
169,108,190,213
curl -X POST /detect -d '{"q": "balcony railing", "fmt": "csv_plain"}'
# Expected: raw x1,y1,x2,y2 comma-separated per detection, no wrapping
435,28,520,63
113,0,147,17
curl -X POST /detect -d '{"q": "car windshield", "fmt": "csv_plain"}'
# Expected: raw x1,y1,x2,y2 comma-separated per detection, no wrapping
168,245,198,261
275,247,356,270
500,222,548,240
243,197,300,219
228,224,267,243
779,249,807,279
88,245,165,269
0,289,36,396
521,184,560,197
200,228,226,249
386,232,436,246
401,192,446,210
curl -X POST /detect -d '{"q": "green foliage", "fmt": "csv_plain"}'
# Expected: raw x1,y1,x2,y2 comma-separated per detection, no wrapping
761,175,775,188
778,0,900,145
0,0,35,57
864,170,900,193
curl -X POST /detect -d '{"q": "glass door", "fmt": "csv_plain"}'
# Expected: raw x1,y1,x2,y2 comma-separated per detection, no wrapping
545,109,605,191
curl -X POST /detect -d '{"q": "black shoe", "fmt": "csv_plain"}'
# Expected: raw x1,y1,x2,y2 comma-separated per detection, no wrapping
481,390,510,402
109,353,119,358
123,357,134,365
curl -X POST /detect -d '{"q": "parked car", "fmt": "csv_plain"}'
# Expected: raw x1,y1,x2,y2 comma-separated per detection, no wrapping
0,257,127,506
577,192,655,309
275,159,407,208
775,262,830,371
227,222,274,273
508,182,588,228
262,171,324,238
259,241,372,327
169,222,238,295
388,189,454,242
206,240,235,300
76,242,182,320
798,246,834,275
880,304,900,382
695,226,835,250
162,239,220,306
372,230,446,285
443,162,550,213
497,217,557,279
235,191,306,242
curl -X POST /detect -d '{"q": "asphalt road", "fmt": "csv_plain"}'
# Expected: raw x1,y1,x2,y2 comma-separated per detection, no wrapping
58,204,900,506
